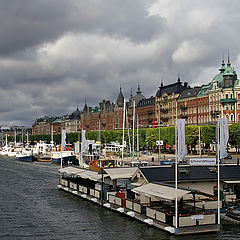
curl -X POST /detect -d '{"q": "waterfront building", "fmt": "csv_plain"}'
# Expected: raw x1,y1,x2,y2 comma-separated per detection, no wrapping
128,85,155,128
196,84,210,125
177,87,201,125
51,118,62,134
135,96,155,128
208,57,240,123
32,116,54,135
155,78,188,126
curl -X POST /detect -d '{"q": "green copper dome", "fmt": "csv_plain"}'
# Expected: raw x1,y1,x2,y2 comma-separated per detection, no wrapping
210,58,237,89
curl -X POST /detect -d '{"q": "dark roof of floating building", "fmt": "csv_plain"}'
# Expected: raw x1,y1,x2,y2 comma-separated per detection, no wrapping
139,165,240,183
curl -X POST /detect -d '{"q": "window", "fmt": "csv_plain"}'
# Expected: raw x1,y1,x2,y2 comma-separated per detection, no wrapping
238,115,240,122
238,104,240,110
238,93,240,100
226,94,228,99
231,114,234,122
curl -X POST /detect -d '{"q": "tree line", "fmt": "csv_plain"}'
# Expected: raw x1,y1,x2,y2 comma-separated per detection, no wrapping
8,123,240,153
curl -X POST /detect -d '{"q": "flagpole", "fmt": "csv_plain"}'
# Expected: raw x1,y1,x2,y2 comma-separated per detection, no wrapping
217,119,220,226
175,119,178,232
199,126,201,157
137,114,139,160
122,99,126,161
132,100,135,161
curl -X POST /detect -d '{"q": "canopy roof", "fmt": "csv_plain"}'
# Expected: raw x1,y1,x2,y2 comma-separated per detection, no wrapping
224,180,240,184
132,183,191,201
76,171,102,181
104,167,137,180
59,166,103,181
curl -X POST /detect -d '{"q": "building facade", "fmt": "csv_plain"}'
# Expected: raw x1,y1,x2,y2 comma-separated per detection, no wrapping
155,78,188,126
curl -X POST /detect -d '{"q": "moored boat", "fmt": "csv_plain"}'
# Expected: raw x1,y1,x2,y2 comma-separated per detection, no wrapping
36,154,52,162
51,151,76,165
16,149,33,162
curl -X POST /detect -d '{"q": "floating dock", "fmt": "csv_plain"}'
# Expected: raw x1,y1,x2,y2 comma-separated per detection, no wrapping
58,181,219,235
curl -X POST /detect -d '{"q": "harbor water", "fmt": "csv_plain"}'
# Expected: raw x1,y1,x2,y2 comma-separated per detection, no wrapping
0,156,239,240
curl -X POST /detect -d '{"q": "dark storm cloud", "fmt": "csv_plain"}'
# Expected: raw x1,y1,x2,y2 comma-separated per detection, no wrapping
0,0,163,56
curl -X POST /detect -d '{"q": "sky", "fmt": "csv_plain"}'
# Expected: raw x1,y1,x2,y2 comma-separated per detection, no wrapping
1,0,240,126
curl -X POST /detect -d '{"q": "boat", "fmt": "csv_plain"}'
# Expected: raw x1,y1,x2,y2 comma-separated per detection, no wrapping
36,154,52,162
89,158,117,172
7,148,17,157
0,147,11,156
16,149,33,162
51,151,76,165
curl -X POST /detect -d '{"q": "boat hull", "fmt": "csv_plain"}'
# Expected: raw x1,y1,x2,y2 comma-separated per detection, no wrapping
52,155,76,165
16,155,33,162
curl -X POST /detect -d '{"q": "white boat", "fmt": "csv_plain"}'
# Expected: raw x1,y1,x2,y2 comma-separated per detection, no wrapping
0,146,11,156
16,149,33,162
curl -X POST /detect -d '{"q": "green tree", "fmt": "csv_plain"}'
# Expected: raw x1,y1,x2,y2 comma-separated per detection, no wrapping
229,123,240,152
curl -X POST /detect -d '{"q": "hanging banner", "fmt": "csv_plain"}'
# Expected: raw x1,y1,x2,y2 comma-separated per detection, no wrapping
177,119,187,162
81,130,88,153
219,118,229,159
61,129,66,151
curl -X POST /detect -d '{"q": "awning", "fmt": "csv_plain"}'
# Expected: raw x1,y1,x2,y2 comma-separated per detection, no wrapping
224,180,240,184
76,170,103,182
132,183,191,201
104,167,138,180
59,166,84,175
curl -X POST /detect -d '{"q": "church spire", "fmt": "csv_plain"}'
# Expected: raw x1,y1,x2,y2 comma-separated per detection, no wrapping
219,54,226,73
227,50,231,67
136,83,142,94
177,72,181,83
83,98,88,112
116,86,124,107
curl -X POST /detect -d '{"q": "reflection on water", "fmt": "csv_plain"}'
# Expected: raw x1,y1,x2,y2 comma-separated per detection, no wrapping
0,156,239,240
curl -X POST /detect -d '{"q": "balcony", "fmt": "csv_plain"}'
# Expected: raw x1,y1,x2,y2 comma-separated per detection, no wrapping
210,111,220,117
161,117,169,122
180,105,188,110
147,110,154,115
220,98,237,104
160,108,169,113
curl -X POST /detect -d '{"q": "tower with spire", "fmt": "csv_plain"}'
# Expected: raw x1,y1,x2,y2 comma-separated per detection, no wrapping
116,86,124,107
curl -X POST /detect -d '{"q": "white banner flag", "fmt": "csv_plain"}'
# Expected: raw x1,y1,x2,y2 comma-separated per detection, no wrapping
81,130,88,153
177,119,187,162
61,129,66,151
219,118,229,159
